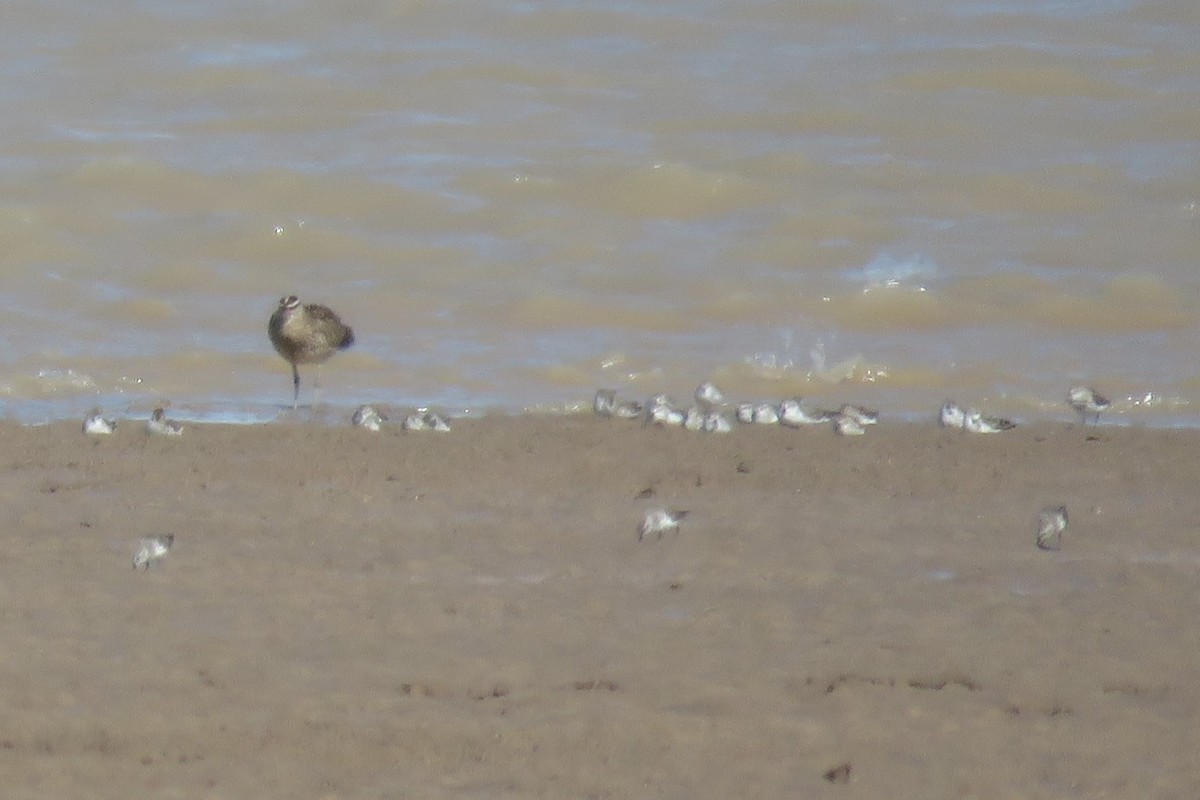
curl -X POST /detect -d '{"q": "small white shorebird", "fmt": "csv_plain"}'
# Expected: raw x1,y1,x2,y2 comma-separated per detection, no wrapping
146,407,183,437
683,406,706,431
1068,385,1110,425
133,534,174,570
779,398,833,427
593,388,617,417
736,401,781,424
595,389,644,419
646,394,686,427
831,412,866,436
402,409,452,432
426,412,451,432
612,399,644,419
938,400,966,430
963,409,1016,434
704,411,732,433
83,409,116,436
650,406,686,427
751,402,780,425
694,381,726,409
838,404,879,426
638,509,688,541
267,295,355,409
1036,506,1068,551
352,404,386,432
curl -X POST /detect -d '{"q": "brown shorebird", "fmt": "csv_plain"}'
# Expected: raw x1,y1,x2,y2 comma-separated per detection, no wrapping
267,295,355,408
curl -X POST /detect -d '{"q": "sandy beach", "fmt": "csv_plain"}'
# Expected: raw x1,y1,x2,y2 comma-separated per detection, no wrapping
0,415,1196,798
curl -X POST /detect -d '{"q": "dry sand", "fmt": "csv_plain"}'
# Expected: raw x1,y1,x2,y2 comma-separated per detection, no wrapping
0,415,1197,798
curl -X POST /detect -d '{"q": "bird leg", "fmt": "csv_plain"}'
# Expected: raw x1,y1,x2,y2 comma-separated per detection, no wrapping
292,364,301,409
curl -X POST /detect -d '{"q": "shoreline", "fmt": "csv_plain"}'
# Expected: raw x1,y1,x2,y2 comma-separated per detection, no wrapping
1,417,1196,797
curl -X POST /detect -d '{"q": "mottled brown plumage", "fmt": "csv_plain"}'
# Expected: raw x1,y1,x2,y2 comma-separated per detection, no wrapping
268,295,355,408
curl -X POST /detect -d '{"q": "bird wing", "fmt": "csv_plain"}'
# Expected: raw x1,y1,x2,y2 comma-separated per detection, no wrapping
304,304,355,348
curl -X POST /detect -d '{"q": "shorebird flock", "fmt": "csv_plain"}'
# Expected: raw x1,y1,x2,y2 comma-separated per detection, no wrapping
601,381,1107,547
351,404,452,433
596,381,880,437
76,293,1117,561
937,400,1016,434
596,382,1112,437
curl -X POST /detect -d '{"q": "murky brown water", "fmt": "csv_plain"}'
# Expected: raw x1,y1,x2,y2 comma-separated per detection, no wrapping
2,1,1198,423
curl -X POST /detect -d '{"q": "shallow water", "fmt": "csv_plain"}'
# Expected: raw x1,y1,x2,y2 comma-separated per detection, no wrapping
2,1,1199,424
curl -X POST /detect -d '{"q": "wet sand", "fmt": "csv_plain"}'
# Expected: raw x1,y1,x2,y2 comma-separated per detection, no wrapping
0,416,1197,798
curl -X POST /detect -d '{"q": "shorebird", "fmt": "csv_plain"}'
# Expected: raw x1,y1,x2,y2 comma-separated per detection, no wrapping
352,404,386,432
838,404,879,426
1036,506,1068,551
646,395,685,427
594,388,617,417
1068,385,1110,425
267,295,355,408
683,406,706,431
613,399,644,419
831,413,866,436
694,381,726,409
638,509,688,541
83,409,116,436
938,400,966,430
704,411,732,433
646,394,669,425
779,398,833,427
423,411,451,432
146,407,183,436
963,409,1016,433
752,402,780,425
594,389,641,418
133,534,174,570
403,409,451,432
